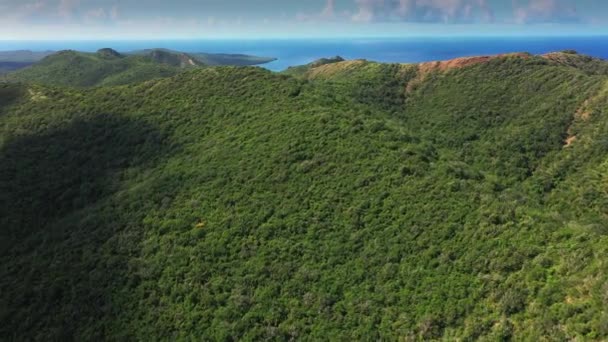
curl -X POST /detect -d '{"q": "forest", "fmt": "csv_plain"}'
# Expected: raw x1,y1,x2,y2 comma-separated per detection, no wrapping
1,51,608,340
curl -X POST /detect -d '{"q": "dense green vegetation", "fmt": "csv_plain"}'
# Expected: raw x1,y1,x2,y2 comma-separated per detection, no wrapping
544,51,608,76
2,49,188,87
1,53,608,340
1,48,276,87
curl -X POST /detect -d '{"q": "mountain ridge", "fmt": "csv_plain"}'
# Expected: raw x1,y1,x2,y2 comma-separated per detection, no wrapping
0,48,277,83
1,48,277,87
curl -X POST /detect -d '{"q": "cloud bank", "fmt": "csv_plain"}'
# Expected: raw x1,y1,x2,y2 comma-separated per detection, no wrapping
1,0,589,26
351,0,495,23
512,0,580,24
0,0,595,39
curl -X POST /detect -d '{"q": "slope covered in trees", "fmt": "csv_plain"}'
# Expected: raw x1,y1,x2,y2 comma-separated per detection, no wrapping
1,48,276,87
1,53,608,340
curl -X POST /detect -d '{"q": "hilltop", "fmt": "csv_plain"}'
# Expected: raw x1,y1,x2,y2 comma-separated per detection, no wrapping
283,56,346,76
1,52,608,340
0,48,276,87
541,50,608,76
2,49,185,87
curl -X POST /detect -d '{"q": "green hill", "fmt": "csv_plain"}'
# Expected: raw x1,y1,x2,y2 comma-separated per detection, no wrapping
1,48,276,87
2,49,187,87
282,55,346,76
0,50,55,75
1,53,608,340
542,50,608,76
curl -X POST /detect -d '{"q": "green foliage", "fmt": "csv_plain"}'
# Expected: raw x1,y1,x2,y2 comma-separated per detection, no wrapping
1,54,608,340
544,51,608,76
2,50,185,87
2,49,276,87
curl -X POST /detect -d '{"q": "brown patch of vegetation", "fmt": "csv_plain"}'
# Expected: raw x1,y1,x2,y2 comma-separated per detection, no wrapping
575,99,592,121
564,135,577,147
406,53,530,93
27,88,48,102
564,92,600,147
541,51,591,67
396,63,417,77
419,53,529,73
541,52,570,63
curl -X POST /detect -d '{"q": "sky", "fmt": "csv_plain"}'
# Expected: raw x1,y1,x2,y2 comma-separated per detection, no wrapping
1,0,608,39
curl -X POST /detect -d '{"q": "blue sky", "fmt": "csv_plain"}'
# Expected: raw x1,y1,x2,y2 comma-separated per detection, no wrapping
1,0,607,39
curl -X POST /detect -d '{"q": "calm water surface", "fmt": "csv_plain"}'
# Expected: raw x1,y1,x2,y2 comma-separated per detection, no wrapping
1,36,608,71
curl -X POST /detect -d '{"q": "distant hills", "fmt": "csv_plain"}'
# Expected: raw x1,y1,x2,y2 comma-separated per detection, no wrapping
131,48,277,67
2,50,608,340
0,50,55,74
0,50,56,64
0,48,276,86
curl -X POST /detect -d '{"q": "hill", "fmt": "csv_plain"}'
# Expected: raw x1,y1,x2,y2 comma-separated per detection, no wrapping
2,49,194,87
282,55,346,76
541,50,608,76
1,52,608,340
0,48,276,86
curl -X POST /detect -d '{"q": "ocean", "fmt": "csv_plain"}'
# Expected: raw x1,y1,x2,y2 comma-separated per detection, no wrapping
1,36,608,71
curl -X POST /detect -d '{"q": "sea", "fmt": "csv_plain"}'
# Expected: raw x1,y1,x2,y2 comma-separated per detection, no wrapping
1,36,608,71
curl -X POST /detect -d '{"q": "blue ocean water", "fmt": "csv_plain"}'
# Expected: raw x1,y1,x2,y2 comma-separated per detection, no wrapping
1,36,608,71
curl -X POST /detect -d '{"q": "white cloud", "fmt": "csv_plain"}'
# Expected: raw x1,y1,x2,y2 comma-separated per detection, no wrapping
297,0,352,22
321,0,336,19
512,0,580,24
110,5,119,20
0,1,46,22
58,0,80,19
86,8,106,19
352,0,494,23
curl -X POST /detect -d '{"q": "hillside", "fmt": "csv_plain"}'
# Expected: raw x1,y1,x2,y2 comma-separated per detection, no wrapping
1,49,190,87
1,48,276,87
542,50,608,76
1,53,608,340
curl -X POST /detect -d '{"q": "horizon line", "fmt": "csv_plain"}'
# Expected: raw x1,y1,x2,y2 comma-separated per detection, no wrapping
2,34,608,42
